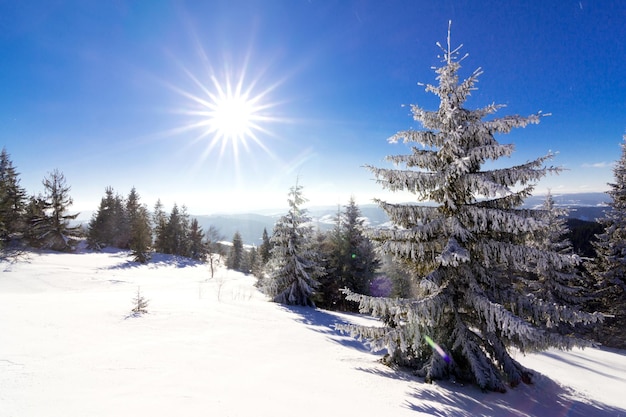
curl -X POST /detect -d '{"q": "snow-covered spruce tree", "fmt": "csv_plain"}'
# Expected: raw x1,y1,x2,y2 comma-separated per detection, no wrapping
265,181,324,307
317,198,378,311
126,187,152,264
30,169,81,252
526,191,588,307
0,148,27,249
227,231,245,272
130,286,149,316
588,135,626,348
338,29,601,392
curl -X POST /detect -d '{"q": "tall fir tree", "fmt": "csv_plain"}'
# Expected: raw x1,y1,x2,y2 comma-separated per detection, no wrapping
588,135,626,348
126,187,152,263
259,227,272,265
31,169,81,251
152,199,168,254
527,191,587,306
87,186,118,250
188,218,206,261
0,148,27,247
317,199,378,311
227,231,245,272
338,28,601,392
266,181,324,307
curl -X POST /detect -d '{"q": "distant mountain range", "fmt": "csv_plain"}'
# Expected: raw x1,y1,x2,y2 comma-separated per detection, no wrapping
195,192,611,245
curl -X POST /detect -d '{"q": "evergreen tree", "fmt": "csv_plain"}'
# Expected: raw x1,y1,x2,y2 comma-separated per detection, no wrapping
31,169,81,251
338,29,601,392
248,246,264,279
164,204,185,255
588,135,626,348
87,186,118,250
340,198,378,297
152,199,168,253
112,193,129,249
227,231,244,272
0,148,27,247
188,218,206,261
265,181,324,307
259,227,272,265
23,194,47,249
316,199,378,311
178,205,192,257
527,192,587,306
126,187,152,263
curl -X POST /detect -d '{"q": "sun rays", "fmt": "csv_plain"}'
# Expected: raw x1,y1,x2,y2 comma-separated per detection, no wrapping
166,50,286,174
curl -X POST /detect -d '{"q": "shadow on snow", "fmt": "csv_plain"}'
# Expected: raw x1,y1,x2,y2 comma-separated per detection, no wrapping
279,305,379,354
403,371,626,417
105,252,205,270
280,306,626,417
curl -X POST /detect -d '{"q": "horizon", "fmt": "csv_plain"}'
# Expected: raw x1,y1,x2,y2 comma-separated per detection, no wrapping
2,1,624,214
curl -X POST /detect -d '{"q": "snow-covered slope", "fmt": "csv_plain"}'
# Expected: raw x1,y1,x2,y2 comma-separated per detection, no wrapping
1,249,625,417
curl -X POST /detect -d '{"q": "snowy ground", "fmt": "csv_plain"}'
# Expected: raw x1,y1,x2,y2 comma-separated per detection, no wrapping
1,248,625,417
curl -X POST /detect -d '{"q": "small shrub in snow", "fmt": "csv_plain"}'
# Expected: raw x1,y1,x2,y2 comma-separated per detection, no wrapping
131,287,149,316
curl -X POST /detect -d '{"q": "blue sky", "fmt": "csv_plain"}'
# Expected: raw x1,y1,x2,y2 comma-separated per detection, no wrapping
1,1,624,214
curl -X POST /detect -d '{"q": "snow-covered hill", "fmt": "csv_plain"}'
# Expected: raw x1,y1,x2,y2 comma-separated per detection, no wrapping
1,249,625,416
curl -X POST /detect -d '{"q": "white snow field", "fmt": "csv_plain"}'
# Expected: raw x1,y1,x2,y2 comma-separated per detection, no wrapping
1,248,626,417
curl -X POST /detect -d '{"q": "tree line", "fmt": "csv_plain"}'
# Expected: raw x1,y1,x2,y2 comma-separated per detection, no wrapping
0,153,81,253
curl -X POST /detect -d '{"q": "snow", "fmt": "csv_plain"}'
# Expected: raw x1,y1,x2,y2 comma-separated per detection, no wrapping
1,249,625,417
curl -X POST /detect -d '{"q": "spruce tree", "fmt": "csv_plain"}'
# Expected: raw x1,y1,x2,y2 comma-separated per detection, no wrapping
527,192,587,306
588,135,626,348
126,187,152,263
31,169,81,251
0,148,27,247
87,187,118,250
188,218,206,261
266,181,324,307
259,227,272,265
152,199,168,253
227,231,244,272
338,28,601,392
317,199,378,311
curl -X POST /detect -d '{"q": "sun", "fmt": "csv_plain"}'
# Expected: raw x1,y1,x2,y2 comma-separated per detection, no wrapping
206,77,259,143
168,60,282,169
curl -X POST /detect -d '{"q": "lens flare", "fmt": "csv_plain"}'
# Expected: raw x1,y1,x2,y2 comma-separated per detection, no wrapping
424,334,451,363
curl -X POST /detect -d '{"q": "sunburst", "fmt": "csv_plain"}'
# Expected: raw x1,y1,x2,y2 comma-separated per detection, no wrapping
169,58,282,169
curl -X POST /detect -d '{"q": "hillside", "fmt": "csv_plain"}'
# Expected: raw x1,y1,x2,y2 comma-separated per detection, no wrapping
1,249,625,416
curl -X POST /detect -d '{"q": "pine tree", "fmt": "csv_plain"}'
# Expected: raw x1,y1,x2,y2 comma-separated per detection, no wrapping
112,193,129,249
130,287,149,315
163,204,186,256
188,218,206,261
341,198,378,296
259,227,272,265
227,231,244,272
317,199,379,311
31,169,81,251
152,199,168,253
87,187,118,250
266,181,324,307
248,246,264,279
527,192,587,306
126,187,152,263
0,148,27,247
338,27,601,392
588,135,626,348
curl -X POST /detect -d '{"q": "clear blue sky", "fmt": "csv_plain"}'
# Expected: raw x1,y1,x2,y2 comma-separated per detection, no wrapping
1,1,624,214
